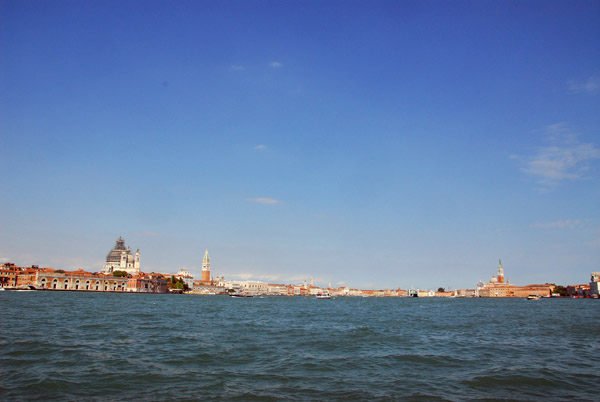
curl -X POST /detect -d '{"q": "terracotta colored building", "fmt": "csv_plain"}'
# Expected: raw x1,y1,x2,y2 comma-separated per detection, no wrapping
479,261,554,297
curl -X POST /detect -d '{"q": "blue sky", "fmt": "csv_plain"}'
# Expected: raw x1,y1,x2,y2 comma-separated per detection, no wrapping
1,0,599,289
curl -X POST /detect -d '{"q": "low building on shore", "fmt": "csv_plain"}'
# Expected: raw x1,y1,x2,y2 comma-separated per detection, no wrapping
127,274,167,293
478,260,554,297
566,284,590,298
2,263,168,293
267,283,288,295
191,280,226,294
1,263,19,288
175,269,194,289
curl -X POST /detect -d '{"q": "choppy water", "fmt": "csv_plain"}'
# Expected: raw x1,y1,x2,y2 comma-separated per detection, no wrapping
1,292,598,401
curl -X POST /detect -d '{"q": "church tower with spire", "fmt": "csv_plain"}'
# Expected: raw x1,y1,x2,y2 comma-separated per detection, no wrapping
497,259,504,283
202,249,211,282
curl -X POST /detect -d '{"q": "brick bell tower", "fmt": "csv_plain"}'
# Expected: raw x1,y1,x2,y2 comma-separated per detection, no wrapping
497,259,504,283
202,249,211,282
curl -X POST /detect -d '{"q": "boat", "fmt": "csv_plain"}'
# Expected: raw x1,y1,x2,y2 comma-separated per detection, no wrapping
316,293,331,299
526,295,541,300
229,293,253,298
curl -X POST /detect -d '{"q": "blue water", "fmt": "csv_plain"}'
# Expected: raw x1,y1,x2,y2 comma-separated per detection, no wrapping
1,292,598,401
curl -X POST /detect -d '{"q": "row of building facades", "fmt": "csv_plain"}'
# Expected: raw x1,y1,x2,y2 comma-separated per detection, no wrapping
1,238,599,297
2,261,598,298
1,263,169,293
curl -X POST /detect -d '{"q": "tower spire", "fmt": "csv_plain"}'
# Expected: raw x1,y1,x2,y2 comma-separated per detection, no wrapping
497,259,504,283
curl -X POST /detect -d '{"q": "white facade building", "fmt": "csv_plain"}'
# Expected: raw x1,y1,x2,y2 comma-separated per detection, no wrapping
591,272,600,297
222,280,268,295
176,268,194,289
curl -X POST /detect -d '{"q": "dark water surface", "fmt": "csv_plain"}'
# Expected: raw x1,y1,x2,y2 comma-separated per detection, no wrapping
1,292,598,401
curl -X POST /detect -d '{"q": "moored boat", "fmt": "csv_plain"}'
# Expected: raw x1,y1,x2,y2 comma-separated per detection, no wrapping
526,295,541,300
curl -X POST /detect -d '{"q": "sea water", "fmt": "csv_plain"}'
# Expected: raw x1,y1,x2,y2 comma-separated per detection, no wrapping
1,291,598,401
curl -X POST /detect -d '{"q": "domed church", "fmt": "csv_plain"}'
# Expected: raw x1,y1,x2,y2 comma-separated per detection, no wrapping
101,237,140,274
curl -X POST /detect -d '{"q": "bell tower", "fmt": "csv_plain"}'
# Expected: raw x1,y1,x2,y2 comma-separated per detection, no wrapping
202,249,211,282
497,259,504,283
134,249,140,271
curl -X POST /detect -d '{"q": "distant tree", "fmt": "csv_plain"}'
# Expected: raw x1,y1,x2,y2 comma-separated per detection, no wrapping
437,287,445,292
113,270,128,277
553,285,567,297
55,269,65,273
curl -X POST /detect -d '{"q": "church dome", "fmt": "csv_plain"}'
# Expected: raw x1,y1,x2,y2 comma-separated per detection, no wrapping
106,237,127,263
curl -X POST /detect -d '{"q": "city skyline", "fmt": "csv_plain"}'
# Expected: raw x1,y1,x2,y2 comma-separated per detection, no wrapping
1,1,599,289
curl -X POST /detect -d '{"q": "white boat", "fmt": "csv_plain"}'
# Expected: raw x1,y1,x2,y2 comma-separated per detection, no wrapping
526,295,541,300
229,293,253,298
316,293,331,299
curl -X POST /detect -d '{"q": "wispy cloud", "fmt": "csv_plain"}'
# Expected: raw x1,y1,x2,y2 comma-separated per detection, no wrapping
530,219,581,229
253,144,267,151
229,65,245,71
135,231,159,237
514,123,600,188
569,75,600,95
248,197,280,205
270,61,283,68
229,272,310,284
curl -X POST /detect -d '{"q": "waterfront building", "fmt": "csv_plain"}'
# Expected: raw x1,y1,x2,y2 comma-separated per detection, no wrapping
308,286,324,295
127,274,167,293
176,268,194,289
456,289,477,297
191,281,226,294
334,286,350,296
221,279,268,295
3,263,169,293
590,272,600,297
100,237,140,275
39,270,129,291
434,290,456,297
267,283,288,295
0,263,19,288
479,261,554,297
12,266,129,291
